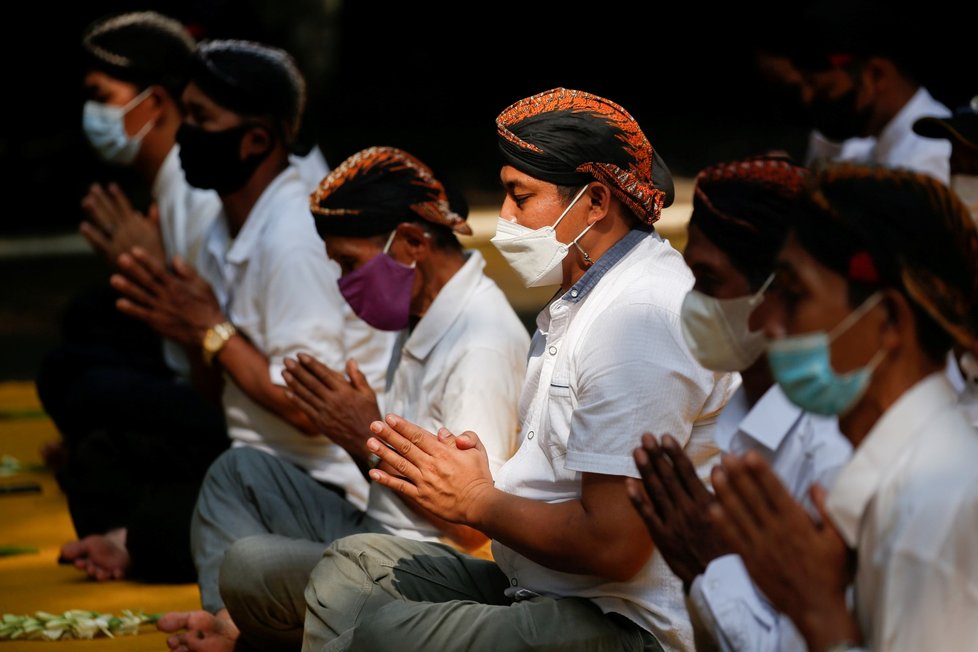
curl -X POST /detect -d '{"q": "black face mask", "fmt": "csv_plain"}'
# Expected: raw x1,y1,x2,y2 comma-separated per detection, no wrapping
808,85,873,142
176,122,272,194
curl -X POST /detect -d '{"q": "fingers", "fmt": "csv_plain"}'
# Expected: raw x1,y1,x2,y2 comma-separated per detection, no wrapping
297,353,345,390
366,463,421,499
367,421,426,474
79,221,113,259
626,476,665,534
283,357,332,402
171,255,197,280
81,183,120,233
710,465,762,549
157,612,192,633
115,297,156,322
282,383,320,423
810,483,845,544
649,435,691,509
346,359,373,395
130,246,169,284
110,270,157,303
383,413,441,456
658,436,709,501
147,203,160,226
633,436,674,523
107,182,137,221
742,451,794,513
719,454,771,526
116,250,164,293
436,427,458,449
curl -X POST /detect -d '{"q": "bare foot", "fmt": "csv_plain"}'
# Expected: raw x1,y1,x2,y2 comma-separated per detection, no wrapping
40,440,68,471
59,528,130,581
158,609,240,652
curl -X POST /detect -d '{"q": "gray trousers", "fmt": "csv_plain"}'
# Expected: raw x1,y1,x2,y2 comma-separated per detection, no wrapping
303,533,663,652
190,447,386,649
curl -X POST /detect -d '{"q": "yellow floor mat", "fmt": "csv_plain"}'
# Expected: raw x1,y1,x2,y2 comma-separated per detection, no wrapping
0,382,198,650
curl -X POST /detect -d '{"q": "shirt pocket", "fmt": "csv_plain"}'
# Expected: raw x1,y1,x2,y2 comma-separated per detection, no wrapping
543,383,573,465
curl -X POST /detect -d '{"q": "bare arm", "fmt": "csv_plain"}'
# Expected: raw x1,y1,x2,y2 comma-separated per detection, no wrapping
366,415,652,581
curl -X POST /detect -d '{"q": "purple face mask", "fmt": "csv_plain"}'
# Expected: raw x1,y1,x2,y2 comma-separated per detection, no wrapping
338,232,415,331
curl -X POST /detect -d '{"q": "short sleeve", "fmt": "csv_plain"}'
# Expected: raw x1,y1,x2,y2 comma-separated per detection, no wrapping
565,301,715,477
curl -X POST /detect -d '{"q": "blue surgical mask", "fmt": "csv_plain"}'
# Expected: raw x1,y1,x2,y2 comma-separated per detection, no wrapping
82,87,155,165
767,292,885,416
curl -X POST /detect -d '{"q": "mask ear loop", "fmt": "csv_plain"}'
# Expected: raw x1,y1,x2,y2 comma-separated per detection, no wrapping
383,229,417,269
552,185,594,267
122,87,157,140
828,291,884,343
748,272,777,306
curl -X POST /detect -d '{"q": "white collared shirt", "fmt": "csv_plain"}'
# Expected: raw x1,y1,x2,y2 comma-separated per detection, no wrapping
687,385,851,652
153,145,221,378
196,165,393,510
826,373,978,651
155,145,345,379
491,230,739,651
365,251,530,539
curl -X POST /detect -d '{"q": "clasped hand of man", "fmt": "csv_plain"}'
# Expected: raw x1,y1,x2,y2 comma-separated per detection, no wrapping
110,246,225,347
280,353,382,457
81,183,165,267
363,414,495,525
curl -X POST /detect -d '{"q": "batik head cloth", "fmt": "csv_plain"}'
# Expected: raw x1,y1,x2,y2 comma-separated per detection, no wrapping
496,88,674,224
310,146,471,239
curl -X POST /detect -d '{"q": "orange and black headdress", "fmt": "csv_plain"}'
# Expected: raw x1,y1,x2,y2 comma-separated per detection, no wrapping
310,146,471,239
496,88,674,224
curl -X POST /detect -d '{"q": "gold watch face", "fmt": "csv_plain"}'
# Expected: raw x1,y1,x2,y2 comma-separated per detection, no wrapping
203,329,224,353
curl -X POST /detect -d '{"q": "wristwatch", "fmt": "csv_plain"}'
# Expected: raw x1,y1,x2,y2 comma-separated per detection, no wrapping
201,321,237,367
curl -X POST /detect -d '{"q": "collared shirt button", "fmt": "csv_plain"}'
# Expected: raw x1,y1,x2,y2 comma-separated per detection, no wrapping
527,430,534,440
570,289,579,298
548,346,557,355
511,577,518,586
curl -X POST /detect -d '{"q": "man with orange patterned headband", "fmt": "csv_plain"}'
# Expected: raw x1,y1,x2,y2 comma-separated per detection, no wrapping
300,88,738,651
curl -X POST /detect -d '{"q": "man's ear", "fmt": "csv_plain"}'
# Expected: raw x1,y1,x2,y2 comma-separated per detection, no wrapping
879,288,913,353
585,182,613,225
240,124,274,159
394,222,430,264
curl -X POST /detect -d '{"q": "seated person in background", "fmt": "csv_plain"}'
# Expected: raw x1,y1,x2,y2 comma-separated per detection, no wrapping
301,88,737,652
627,156,851,651
709,166,978,651
110,40,390,583
41,11,228,583
156,146,529,651
794,0,950,181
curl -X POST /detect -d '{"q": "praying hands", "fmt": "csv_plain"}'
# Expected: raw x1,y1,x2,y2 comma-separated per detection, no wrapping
81,183,165,267
110,246,225,347
708,452,861,650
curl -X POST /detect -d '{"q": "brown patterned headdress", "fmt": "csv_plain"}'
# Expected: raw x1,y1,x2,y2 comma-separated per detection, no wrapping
310,146,471,238
496,88,674,224
794,164,978,355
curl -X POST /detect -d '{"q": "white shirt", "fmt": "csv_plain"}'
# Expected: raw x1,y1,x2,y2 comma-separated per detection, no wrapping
687,385,852,652
153,145,221,378
808,88,950,183
826,373,978,651
491,230,739,651
196,165,388,509
155,145,348,379
365,251,530,539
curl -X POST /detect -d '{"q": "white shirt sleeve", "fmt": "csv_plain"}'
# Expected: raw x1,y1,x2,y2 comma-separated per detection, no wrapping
565,302,713,477
260,235,347,385
439,346,522,476
690,555,810,652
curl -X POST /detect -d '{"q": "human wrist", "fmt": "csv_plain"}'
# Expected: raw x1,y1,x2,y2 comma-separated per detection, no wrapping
466,484,502,530
798,601,861,651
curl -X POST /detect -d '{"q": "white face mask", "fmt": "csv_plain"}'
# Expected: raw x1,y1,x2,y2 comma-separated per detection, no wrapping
82,87,155,165
679,273,775,372
491,185,592,288
951,174,978,223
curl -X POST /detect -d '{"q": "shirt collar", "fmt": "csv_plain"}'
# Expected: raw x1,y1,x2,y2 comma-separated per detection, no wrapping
152,145,181,202
715,384,803,453
225,166,303,265
876,87,945,160
562,228,649,304
826,372,956,546
403,250,486,361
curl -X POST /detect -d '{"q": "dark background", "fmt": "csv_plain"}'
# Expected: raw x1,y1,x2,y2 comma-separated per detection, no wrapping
0,1,973,380
1,0,974,235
